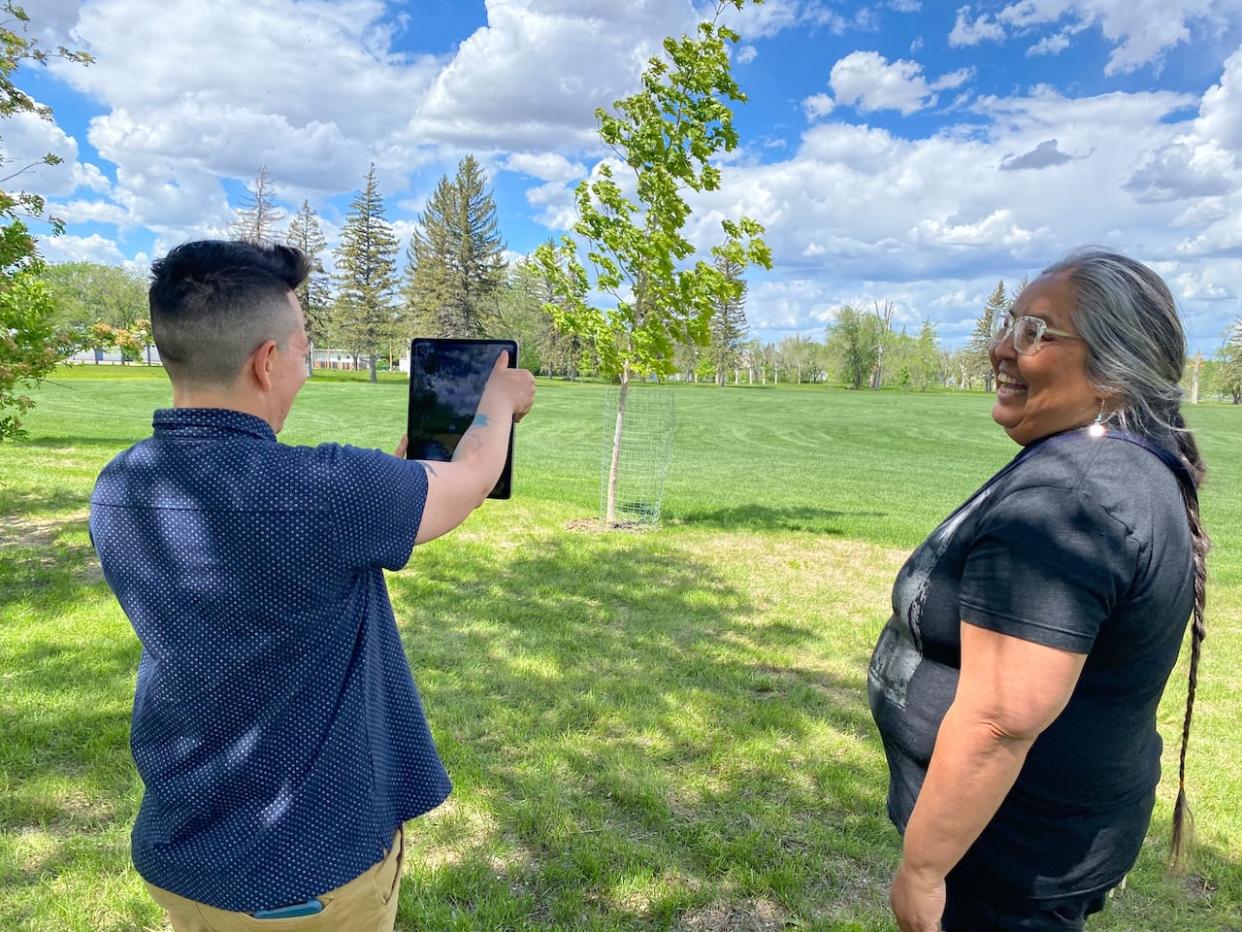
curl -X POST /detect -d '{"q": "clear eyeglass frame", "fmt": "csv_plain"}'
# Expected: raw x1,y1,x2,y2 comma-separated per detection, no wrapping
990,312,1080,356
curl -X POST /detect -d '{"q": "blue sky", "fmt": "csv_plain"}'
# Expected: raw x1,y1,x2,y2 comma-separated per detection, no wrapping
15,0,1242,351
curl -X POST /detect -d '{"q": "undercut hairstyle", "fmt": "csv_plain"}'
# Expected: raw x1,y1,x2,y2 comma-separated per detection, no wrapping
149,240,310,386
1041,247,1210,874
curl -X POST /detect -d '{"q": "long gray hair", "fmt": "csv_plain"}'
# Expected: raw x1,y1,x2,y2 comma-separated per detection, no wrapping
1040,247,1209,874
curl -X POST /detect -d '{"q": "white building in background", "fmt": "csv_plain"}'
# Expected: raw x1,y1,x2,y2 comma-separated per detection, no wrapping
62,347,408,373
66,346,162,365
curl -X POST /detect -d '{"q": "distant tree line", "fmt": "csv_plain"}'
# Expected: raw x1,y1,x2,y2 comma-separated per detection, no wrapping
29,167,1242,399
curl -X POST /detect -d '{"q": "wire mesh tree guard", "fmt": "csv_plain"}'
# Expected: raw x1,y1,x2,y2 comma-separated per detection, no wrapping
598,383,676,526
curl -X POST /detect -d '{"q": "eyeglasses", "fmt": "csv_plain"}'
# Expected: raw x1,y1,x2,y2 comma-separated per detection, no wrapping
990,312,1082,356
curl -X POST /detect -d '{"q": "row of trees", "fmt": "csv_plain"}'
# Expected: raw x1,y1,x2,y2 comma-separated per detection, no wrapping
226,156,515,382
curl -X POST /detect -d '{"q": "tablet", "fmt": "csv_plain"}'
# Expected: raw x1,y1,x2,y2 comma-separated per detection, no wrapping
406,338,518,500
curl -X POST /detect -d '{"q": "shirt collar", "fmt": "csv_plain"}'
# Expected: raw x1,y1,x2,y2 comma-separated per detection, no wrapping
153,408,277,443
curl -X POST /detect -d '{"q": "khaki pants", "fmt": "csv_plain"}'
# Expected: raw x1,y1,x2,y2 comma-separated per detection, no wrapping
146,827,404,932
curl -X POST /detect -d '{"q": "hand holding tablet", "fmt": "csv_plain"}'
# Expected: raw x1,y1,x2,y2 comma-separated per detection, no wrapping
406,338,532,499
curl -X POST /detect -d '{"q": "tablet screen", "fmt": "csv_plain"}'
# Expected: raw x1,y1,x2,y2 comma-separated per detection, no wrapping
406,338,517,499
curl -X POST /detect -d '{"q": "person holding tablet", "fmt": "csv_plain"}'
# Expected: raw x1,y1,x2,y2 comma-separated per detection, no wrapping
89,239,534,930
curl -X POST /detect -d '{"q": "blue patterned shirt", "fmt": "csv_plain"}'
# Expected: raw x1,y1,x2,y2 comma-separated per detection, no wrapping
89,408,451,912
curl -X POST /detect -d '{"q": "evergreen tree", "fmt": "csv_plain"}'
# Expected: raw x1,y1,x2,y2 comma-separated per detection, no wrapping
230,165,284,245
404,155,507,338
707,253,747,385
964,280,1006,392
285,200,332,376
1221,315,1242,404
333,165,399,383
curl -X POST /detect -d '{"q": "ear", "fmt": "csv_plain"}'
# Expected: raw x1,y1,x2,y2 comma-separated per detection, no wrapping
250,340,279,391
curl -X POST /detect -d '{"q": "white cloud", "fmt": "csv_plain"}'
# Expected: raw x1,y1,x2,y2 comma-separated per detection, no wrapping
949,6,1006,46
3,109,110,199
717,0,848,40
801,93,836,121
36,232,126,264
503,152,587,183
411,1,695,151
667,70,1242,349
1027,30,1072,56
736,44,759,65
951,1,1237,75
44,0,446,239
828,52,973,115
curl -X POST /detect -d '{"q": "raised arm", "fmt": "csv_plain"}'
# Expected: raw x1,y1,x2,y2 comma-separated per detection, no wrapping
406,351,535,545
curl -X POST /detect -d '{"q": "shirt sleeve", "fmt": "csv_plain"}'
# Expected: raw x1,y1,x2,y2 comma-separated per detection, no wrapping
958,485,1137,654
325,443,429,571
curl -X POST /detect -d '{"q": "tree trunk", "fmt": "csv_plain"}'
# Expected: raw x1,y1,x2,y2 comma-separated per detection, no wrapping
1190,352,1201,404
368,354,378,383
306,341,315,378
606,367,630,525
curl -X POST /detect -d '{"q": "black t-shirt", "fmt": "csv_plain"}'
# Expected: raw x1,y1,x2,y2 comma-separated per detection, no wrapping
868,428,1195,899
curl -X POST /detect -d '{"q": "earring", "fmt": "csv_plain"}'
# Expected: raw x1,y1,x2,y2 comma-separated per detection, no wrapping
1088,400,1107,437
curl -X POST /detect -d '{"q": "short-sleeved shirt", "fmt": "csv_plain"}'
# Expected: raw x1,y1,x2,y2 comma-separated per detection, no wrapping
867,428,1194,899
89,408,451,913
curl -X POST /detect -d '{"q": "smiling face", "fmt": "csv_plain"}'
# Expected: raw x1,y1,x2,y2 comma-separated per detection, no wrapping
989,271,1103,446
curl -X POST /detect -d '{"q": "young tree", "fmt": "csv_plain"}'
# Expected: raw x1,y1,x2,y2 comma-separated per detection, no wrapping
869,299,896,389
826,305,880,390
534,2,771,524
778,335,815,384
0,3,91,440
404,155,507,339
1221,315,1242,404
964,280,1006,392
230,165,284,245
333,165,399,383
285,200,331,376
707,253,747,385
908,319,943,391
739,338,762,384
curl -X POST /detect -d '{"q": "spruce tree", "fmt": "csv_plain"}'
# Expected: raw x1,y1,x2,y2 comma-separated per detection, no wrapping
404,155,507,338
230,165,284,245
333,165,399,383
285,200,331,376
707,254,747,385
965,280,1006,392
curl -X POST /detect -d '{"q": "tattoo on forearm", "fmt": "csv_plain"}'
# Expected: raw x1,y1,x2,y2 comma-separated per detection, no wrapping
470,414,491,429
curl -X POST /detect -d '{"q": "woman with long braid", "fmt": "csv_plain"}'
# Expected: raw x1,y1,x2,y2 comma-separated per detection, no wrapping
867,249,1209,931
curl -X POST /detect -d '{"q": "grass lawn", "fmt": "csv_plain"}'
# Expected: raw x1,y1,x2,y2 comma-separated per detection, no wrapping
1,367,1240,930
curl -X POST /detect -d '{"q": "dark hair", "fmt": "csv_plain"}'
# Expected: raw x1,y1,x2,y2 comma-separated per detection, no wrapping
1041,248,1210,873
149,240,310,385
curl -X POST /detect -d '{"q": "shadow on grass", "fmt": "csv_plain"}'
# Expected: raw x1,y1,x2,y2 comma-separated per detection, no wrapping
664,504,887,535
0,511,101,617
0,633,142,926
387,535,897,929
17,435,141,450
0,485,90,520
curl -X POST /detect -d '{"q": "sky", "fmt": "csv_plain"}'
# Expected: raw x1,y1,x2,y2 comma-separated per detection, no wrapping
14,0,1242,351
